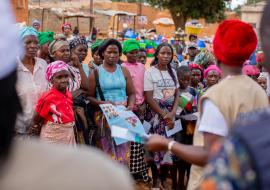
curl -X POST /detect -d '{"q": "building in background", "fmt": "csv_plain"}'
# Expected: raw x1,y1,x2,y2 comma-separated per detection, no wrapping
11,0,29,23
241,1,266,34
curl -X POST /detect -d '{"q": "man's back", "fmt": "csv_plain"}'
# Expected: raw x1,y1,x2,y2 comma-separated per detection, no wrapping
0,139,134,190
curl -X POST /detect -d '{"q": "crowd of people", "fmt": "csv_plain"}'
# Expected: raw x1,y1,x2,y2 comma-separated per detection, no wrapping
1,0,270,189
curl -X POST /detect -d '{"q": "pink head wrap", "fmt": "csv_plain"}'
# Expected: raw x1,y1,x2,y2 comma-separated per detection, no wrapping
204,65,221,78
242,64,260,76
46,61,69,81
61,23,72,32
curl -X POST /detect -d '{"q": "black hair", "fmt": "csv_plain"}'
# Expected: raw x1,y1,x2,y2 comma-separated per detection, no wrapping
0,70,22,162
138,48,147,54
177,65,191,77
151,42,177,85
98,38,122,59
92,47,99,56
260,1,270,71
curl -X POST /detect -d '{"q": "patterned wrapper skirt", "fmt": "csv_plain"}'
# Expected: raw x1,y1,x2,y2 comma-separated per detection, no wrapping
145,96,175,168
94,111,130,166
40,121,76,145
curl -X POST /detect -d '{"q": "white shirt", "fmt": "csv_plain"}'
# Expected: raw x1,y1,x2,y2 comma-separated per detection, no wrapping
144,66,179,100
198,99,228,137
15,57,48,134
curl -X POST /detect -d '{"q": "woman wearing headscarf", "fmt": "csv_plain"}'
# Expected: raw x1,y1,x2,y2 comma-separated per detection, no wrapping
37,31,54,64
30,61,76,145
15,26,48,136
193,49,216,69
88,38,136,165
62,23,74,42
203,65,221,92
69,37,95,145
122,39,150,182
49,38,87,92
144,42,179,189
242,64,260,81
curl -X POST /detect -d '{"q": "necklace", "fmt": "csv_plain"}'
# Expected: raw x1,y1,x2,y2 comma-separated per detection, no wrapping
156,65,168,88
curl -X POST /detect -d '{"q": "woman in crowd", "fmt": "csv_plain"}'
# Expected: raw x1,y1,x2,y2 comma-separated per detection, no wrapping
69,37,95,145
88,38,136,165
122,39,150,182
83,39,104,77
203,65,221,92
62,23,74,42
16,26,48,136
37,31,54,64
49,38,87,91
144,42,179,189
30,61,76,145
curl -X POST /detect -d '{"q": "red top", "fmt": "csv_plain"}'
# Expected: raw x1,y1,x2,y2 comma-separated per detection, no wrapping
35,88,74,124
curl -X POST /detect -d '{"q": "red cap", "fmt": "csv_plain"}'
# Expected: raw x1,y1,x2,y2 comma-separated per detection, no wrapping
213,20,257,67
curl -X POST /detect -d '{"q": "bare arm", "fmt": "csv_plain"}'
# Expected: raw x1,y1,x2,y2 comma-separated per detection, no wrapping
146,132,223,167
28,112,44,135
78,64,88,90
122,66,136,110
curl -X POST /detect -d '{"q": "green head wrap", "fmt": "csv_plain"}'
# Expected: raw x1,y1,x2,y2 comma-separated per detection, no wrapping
38,31,54,46
91,39,103,55
123,39,140,55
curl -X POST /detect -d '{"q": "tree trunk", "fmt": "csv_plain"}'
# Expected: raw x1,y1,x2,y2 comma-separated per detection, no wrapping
170,11,187,31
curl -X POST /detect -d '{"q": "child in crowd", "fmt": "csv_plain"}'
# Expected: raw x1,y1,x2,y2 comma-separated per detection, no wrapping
30,61,76,145
171,66,198,190
137,48,147,65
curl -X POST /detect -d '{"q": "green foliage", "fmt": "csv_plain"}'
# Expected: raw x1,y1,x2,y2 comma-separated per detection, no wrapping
147,0,226,23
112,0,227,28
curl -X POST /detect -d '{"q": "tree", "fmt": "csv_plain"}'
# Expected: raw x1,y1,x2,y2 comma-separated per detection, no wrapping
147,0,227,30
113,0,227,30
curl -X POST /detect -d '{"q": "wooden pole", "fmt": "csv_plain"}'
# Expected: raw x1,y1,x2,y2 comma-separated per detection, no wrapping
41,8,45,31
116,15,120,39
112,16,115,38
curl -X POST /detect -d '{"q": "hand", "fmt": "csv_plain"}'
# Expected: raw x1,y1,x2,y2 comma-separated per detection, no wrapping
164,112,175,129
70,54,81,68
146,134,170,152
163,112,176,121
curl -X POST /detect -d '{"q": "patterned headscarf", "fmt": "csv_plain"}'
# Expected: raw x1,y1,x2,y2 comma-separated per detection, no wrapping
18,26,38,40
194,49,216,69
46,61,69,81
69,37,87,50
49,39,69,57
